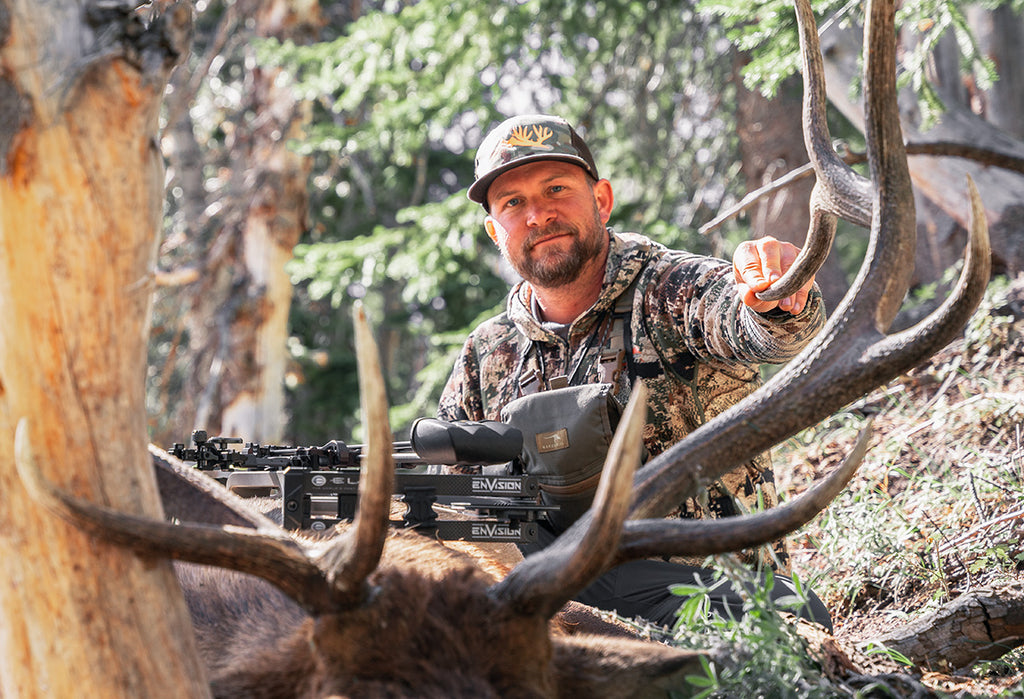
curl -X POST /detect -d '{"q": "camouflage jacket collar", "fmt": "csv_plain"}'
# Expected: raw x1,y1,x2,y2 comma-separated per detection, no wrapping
505,230,660,343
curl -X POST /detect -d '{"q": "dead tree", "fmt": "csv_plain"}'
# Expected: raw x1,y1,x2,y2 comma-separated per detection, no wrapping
156,0,322,444
821,19,1024,278
9,0,994,695
0,2,207,697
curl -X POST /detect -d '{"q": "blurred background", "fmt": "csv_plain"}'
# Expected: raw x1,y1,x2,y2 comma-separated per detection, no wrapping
146,0,1024,447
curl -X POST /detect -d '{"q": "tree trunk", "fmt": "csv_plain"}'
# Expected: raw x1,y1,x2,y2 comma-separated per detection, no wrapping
967,5,1024,140
217,43,314,442
158,0,318,445
0,3,208,697
820,21,1024,278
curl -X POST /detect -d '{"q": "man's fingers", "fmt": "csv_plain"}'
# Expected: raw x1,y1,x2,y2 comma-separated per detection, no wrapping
734,237,814,313
734,241,774,291
757,239,784,285
777,281,813,313
735,283,766,311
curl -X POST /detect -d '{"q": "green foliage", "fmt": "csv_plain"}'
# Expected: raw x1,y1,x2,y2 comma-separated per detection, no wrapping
699,0,803,96
864,641,915,667
699,0,1010,127
898,0,999,127
973,647,1024,687
667,558,847,698
683,656,721,699
285,196,506,440
262,0,744,439
777,277,1024,620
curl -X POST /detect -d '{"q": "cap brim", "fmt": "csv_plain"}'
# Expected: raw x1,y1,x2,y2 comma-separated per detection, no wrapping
467,154,596,205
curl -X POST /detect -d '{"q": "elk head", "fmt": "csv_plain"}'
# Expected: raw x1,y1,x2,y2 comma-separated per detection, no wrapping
17,305,705,698
14,0,991,695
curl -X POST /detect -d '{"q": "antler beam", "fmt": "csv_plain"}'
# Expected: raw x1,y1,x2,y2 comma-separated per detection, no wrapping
626,0,990,521
755,0,872,302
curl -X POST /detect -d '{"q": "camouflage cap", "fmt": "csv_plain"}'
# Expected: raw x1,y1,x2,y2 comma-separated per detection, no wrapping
468,115,599,207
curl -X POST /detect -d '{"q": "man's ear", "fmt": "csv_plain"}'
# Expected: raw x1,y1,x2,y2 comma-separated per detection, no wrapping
593,179,614,223
484,217,503,244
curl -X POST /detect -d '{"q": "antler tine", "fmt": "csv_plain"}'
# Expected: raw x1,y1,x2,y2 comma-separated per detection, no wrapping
868,175,991,365
315,303,392,604
491,383,648,619
15,304,399,616
569,225,985,591
756,0,872,303
615,419,872,560
860,0,917,332
14,419,338,615
625,0,989,522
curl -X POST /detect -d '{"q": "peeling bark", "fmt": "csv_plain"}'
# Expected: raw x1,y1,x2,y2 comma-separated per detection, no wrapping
874,584,1024,673
0,3,207,696
0,77,31,174
159,0,319,444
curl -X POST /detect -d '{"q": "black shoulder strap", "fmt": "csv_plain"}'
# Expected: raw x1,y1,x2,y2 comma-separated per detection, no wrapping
514,335,542,396
597,277,639,388
514,273,642,396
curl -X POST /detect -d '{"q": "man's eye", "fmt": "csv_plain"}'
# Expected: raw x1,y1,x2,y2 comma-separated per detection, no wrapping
503,197,521,209
550,185,565,193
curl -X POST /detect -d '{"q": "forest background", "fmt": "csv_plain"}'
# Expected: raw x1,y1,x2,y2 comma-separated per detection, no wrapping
1,0,1021,694
149,0,1024,450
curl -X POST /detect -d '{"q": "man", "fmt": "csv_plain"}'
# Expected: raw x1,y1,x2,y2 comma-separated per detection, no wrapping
437,114,830,629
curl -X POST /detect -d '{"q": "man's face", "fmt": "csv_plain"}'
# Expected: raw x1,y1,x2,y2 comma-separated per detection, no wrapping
484,161,613,289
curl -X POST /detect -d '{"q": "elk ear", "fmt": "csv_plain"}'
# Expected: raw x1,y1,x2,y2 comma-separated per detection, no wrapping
552,635,707,698
151,445,272,529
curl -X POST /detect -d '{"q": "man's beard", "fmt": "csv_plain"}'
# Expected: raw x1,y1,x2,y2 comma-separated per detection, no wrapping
505,218,606,289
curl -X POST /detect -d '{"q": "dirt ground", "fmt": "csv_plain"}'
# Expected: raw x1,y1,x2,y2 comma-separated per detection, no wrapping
777,274,1024,696
437,276,1024,696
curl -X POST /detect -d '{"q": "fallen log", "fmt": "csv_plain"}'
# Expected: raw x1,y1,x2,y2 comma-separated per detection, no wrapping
874,582,1024,672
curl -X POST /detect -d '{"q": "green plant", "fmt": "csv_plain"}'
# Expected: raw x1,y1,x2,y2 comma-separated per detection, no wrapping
698,0,1007,128
666,557,847,698
864,641,915,667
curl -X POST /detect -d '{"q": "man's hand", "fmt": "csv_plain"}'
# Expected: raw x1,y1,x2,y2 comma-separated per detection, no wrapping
733,236,814,314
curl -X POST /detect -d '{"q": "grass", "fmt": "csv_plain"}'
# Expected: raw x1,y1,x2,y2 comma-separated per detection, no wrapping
664,274,1024,697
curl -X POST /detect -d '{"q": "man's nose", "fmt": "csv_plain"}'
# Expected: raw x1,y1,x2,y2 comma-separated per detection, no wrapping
526,201,556,227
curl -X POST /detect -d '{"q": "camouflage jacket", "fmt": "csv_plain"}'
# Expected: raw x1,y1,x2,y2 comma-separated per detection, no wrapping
437,230,825,568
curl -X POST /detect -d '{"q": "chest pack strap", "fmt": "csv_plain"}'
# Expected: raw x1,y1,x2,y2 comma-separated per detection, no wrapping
516,277,639,397
597,292,633,385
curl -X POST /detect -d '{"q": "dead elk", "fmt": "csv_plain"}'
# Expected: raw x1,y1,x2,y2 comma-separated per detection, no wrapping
13,0,991,695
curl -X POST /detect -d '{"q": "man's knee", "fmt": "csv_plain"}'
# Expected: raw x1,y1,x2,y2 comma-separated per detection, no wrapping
573,560,833,633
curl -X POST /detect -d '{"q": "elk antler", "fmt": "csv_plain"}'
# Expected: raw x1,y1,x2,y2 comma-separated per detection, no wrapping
152,443,270,529
15,418,336,612
624,0,989,521
314,303,392,600
755,0,872,303
497,0,990,616
16,303,396,616
616,417,874,560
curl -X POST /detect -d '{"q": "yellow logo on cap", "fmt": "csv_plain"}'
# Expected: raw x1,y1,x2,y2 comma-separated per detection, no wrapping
503,125,555,150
